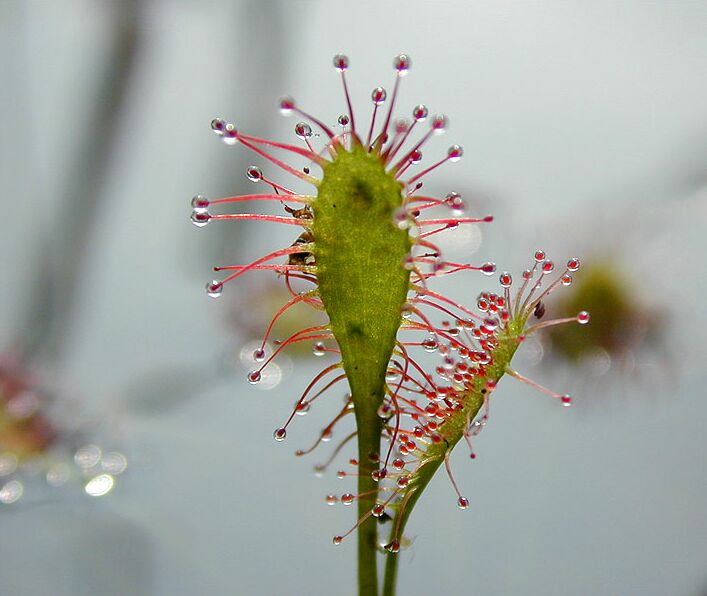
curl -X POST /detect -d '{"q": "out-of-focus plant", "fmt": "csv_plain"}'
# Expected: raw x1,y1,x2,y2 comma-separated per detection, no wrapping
193,54,589,596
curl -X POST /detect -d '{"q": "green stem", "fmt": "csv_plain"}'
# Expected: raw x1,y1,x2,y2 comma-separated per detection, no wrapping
382,550,399,596
356,407,381,596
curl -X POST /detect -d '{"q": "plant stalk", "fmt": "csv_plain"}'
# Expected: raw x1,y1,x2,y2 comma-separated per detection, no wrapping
356,406,382,596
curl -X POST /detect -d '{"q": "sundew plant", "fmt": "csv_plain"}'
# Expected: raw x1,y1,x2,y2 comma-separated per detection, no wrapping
192,54,589,596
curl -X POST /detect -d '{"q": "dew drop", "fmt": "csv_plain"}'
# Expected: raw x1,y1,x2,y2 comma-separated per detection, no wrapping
253,348,266,362
371,87,387,105
422,337,438,352
295,401,310,416
393,53,411,75
395,118,409,133
333,54,349,71
0,479,24,504
431,114,448,134
333,536,343,546
392,458,405,470
191,211,211,227
273,428,287,441
372,504,386,518
457,496,470,509
412,104,428,122
577,311,590,325
341,493,354,506
499,272,512,288
483,318,498,332
447,145,463,162
205,280,223,298
295,122,313,139
211,118,226,136
191,194,210,213
392,207,411,230
534,249,546,262
321,429,333,442
409,149,423,164
561,274,573,286
385,541,400,554
397,475,409,488
222,122,238,145
567,257,580,272
561,395,573,407
445,192,466,214
542,260,555,273
326,494,338,506
279,96,296,116
247,370,262,384
481,262,496,276
312,341,326,357
377,403,393,419
246,165,263,182
337,114,349,128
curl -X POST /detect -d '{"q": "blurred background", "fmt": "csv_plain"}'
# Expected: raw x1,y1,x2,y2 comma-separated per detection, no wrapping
1,1,706,595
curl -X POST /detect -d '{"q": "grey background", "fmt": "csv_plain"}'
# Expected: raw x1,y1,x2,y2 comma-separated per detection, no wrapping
1,1,706,595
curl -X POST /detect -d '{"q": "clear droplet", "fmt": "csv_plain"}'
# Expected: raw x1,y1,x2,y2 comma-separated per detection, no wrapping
279,96,296,116
431,114,448,134
0,480,23,504
447,145,463,162
499,272,513,287
246,165,263,182
205,280,223,298
567,257,580,272
273,428,287,441
392,207,411,230
191,194,210,213
191,211,211,227
341,493,354,506
332,54,349,71
0,454,18,477
325,494,338,505
385,541,400,553
577,311,590,325
457,496,470,509
561,274,572,286
393,53,411,75
74,444,102,469
333,536,343,545
247,370,262,384
295,401,310,416
253,348,266,362
222,122,238,145
481,262,496,275
337,114,350,128
210,118,226,136
101,452,128,475
445,191,465,215
422,337,438,352
561,395,573,407
85,474,114,497
534,249,546,262
371,87,387,105
295,122,313,139
412,104,428,121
